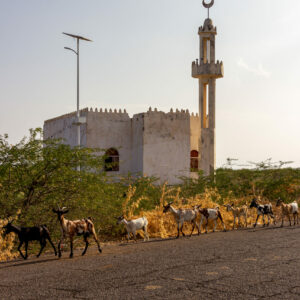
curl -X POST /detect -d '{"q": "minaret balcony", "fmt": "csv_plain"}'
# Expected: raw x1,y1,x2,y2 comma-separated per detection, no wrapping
192,61,224,79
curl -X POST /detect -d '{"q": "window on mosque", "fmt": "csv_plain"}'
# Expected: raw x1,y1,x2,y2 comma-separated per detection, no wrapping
190,150,199,172
104,148,119,172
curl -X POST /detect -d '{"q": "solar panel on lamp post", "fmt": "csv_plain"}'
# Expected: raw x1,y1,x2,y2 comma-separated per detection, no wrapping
63,32,92,171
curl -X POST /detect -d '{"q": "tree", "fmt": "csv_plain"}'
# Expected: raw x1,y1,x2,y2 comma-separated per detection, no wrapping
0,128,106,223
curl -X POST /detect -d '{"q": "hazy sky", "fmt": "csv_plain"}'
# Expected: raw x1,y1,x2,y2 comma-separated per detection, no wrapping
0,0,299,167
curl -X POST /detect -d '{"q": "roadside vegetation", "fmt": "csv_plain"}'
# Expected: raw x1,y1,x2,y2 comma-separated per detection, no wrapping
1,128,300,260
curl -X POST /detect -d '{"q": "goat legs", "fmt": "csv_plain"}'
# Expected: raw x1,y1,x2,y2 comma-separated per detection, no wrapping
69,236,74,258
190,220,196,237
18,241,26,260
199,217,204,234
24,241,29,259
47,236,57,256
180,223,185,237
143,226,150,242
232,216,236,230
82,233,89,256
218,215,226,232
132,231,137,242
245,213,248,228
266,215,270,227
205,219,209,234
262,215,266,227
238,216,241,229
176,223,180,238
213,219,217,232
58,235,65,258
37,239,46,258
253,215,260,228
91,228,102,253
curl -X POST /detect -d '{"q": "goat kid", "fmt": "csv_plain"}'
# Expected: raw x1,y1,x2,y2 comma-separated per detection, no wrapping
163,202,200,238
3,220,57,260
224,204,248,229
52,207,102,258
116,215,149,242
196,205,226,234
276,198,299,227
250,198,276,228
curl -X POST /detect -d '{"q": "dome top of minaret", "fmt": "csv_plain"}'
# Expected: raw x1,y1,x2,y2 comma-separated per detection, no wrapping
203,18,213,29
199,18,216,34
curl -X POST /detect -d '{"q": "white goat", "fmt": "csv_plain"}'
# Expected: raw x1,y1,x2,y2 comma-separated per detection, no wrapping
117,215,149,242
163,202,200,238
224,204,248,229
276,198,299,227
196,205,226,234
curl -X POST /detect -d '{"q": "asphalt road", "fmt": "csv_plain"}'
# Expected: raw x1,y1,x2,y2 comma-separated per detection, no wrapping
0,224,300,299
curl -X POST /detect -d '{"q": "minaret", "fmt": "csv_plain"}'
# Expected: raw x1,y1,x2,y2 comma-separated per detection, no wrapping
192,0,224,176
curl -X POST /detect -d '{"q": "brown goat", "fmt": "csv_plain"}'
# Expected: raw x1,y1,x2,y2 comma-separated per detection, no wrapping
53,207,102,258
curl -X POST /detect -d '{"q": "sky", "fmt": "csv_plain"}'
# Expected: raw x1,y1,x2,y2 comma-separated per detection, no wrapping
0,0,300,167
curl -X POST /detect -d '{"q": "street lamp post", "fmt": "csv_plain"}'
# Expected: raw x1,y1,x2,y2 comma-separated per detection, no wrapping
63,32,92,171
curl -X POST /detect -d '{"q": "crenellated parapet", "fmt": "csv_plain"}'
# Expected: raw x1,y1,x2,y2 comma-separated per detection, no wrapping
192,60,224,79
190,112,200,119
88,107,128,114
144,107,194,120
88,107,130,121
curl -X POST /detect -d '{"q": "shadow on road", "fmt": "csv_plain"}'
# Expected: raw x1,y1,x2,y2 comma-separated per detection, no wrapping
0,257,58,269
118,236,178,247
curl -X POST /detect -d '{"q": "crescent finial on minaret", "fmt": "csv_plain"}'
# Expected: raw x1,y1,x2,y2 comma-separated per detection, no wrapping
202,0,214,9
202,0,214,18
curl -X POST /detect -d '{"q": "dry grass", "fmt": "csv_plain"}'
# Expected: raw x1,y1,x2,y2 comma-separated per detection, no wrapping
0,218,18,262
123,187,281,239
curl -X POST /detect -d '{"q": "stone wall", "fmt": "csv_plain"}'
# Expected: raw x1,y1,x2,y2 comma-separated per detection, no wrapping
142,108,191,184
86,108,131,174
131,113,144,174
43,109,88,147
43,107,201,185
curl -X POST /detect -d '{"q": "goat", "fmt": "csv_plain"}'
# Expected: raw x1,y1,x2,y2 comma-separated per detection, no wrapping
2,220,57,260
116,215,149,242
224,204,248,229
276,198,299,227
196,205,226,234
163,202,200,238
52,207,102,258
249,198,276,228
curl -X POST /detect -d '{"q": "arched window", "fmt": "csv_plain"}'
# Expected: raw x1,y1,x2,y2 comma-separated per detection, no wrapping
105,148,119,172
190,150,199,172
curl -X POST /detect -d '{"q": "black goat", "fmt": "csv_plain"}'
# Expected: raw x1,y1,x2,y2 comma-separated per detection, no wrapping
3,220,57,260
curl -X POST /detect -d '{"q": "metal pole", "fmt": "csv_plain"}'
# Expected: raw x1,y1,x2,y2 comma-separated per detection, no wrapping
63,32,92,172
77,38,80,171
77,39,80,147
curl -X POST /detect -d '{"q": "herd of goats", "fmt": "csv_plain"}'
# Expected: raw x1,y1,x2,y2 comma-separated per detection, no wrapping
2,197,299,260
